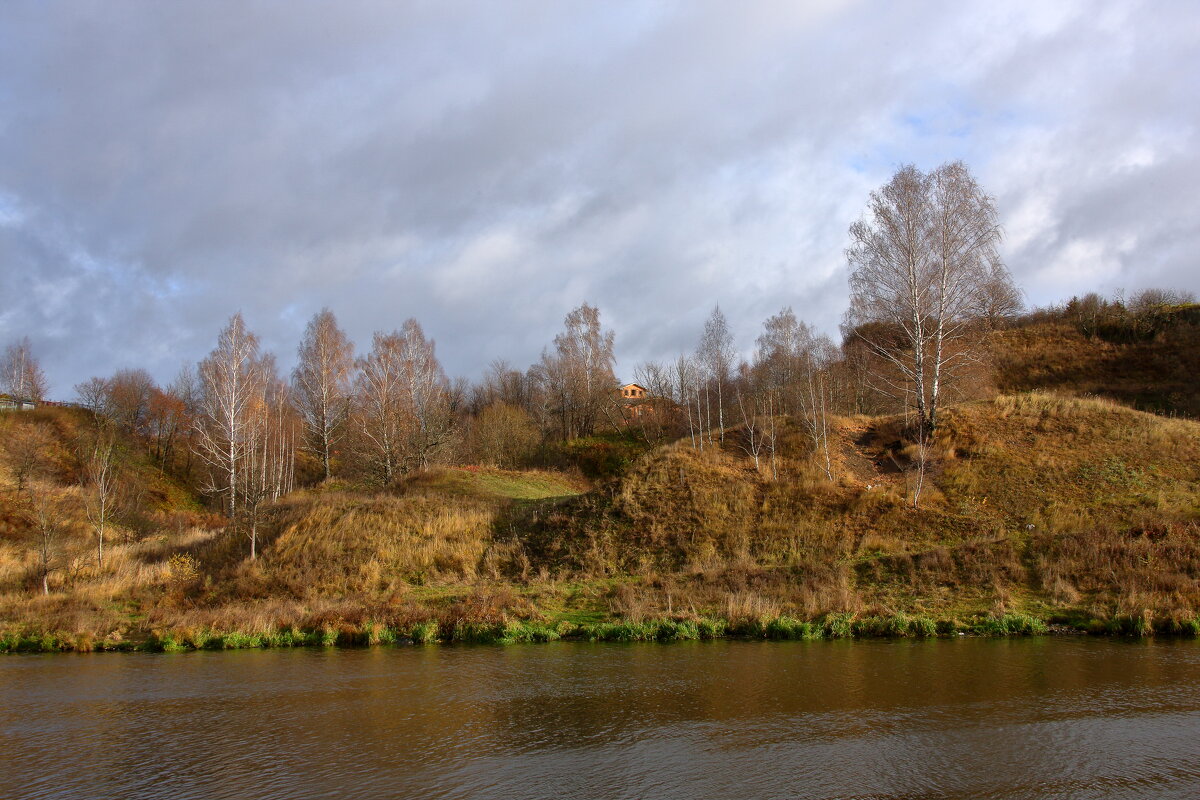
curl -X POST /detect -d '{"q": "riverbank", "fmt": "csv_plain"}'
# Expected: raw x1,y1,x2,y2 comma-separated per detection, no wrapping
7,608,1199,654
4,392,1199,653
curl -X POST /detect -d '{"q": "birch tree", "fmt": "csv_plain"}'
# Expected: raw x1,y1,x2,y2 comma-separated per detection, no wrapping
292,309,354,481
237,361,296,559
798,334,838,481
733,379,770,473
82,428,120,570
533,303,617,440
754,308,839,479
1,337,48,400
31,494,66,595
845,161,1007,434
697,306,734,443
672,354,701,450
397,318,453,471
754,308,806,415
194,313,266,518
354,331,406,483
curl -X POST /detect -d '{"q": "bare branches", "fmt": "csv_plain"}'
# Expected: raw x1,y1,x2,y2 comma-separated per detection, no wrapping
697,306,734,444
398,319,454,471
237,367,296,559
752,307,836,479
194,313,267,519
354,330,407,483
30,493,67,595
1,337,48,401
82,428,120,570
292,309,354,481
533,303,617,441
353,320,453,482
846,161,1009,433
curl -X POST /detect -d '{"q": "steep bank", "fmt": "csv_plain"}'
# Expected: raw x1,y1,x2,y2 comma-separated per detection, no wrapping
3,393,1198,651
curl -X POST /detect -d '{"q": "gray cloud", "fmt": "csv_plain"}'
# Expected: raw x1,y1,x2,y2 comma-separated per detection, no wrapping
1,0,1197,395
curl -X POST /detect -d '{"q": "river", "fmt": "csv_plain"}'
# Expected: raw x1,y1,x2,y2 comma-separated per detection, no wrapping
3,637,1199,799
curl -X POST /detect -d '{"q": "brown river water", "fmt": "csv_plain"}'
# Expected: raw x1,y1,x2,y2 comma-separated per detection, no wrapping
3,637,1200,799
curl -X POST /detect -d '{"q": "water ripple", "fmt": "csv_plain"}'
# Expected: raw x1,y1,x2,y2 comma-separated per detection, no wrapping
3,638,1200,799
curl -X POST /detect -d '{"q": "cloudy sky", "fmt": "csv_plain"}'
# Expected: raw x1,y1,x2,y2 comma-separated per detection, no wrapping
2,1,1197,396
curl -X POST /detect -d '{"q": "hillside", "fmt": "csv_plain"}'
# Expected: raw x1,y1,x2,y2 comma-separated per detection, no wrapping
511,394,1200,623
992,304,1200,417
3,392,1197,650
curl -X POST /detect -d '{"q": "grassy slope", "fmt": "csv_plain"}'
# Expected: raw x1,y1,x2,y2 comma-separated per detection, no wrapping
3,359,1199,649
992,306,1200,417
0,407,217,647
506,394,1199,625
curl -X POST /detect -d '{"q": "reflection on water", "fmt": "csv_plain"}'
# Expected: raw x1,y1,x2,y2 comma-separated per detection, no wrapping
4,638,1200,799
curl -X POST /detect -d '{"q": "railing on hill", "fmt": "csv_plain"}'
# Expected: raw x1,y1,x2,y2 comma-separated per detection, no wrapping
0,394,82,411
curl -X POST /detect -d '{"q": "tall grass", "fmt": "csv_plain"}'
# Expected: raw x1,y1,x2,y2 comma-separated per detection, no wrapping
5,377,1200,651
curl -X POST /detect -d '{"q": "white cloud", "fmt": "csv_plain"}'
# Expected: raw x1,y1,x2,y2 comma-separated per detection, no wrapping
0,0,1197,395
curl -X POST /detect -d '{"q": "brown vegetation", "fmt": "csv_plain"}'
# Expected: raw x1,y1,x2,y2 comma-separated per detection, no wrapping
3,288,1200,649
993,301,1200,417
4,389,1199,646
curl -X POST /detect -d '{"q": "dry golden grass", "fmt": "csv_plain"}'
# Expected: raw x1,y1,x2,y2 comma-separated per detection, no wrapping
507,390,1200,622
251,492,496,595
992,311,1200,417
4,386,1199,643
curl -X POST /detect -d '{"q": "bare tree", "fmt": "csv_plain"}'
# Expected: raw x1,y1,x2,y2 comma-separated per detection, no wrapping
74,376,111,413
163,365,202,480
471,360,532,413
104,368,157,433
354,330,407,483
1,337,48,400
238,361,296,559
906,425,932,509
143,382,186,472
976,262,1024,330
753,307,806,416
194,313,267,518
470,402,540,467
397,319,454,471
2,420,54,493
697,306,734,443
845,161,1007,434
31,494,66,595
753,307,837,479
292,308,354,481
1129,287,1196,311
532,303,617,440
629,361,669,443
82,428,120,570
733,379,770,473
798,334,838,481
672,355,701,450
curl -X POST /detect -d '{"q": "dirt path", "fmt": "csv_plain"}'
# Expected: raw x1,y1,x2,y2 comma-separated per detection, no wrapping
838,422,905,491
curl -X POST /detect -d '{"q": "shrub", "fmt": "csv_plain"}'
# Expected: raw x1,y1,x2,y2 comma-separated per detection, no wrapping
822,613,854,639
409,621,439,644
